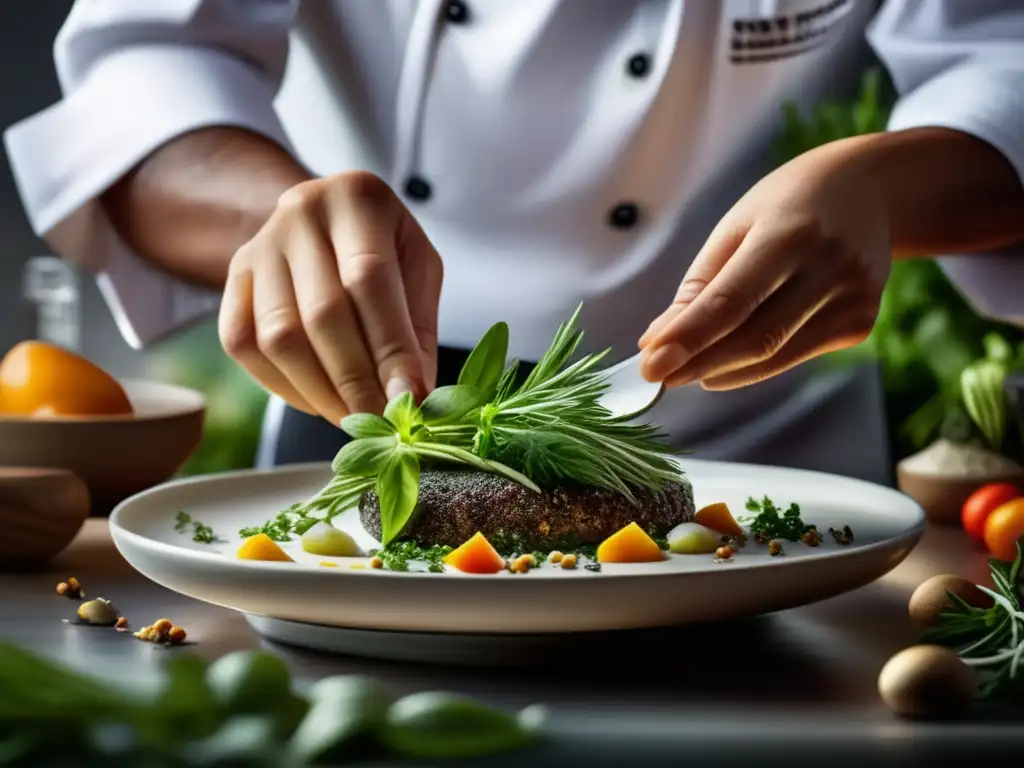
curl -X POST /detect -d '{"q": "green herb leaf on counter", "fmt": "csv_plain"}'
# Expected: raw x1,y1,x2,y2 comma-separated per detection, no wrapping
922,538,1024,700
0,642,541,764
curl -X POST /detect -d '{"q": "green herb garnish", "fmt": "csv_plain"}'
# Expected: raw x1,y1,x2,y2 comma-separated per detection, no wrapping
175,510,219,544
243,305,683,546
922,538,1024,699
744,496,815,542
369,541,454,573
0,643,541,763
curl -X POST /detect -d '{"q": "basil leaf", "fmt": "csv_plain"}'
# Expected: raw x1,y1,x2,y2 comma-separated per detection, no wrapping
340,413,397,439
377,450,421,545
383,392,423,437
287,676,393,765
383,691,535,759
458,321,509,400
420,384,485,425
331,436,398,476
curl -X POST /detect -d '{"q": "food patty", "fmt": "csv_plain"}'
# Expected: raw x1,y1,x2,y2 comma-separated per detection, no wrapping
359,469,695,551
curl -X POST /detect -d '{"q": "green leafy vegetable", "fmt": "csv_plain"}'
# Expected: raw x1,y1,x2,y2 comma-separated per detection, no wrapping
744,496,815,542
369,540,454,573
0,642,540,763
922,538,1024,699
242,304,684,547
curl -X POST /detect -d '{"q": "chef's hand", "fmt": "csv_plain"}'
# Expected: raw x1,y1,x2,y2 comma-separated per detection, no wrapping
218,172,442,424
638,142,891,391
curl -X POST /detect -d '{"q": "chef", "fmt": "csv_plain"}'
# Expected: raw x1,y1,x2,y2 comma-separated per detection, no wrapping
5,0,1024,485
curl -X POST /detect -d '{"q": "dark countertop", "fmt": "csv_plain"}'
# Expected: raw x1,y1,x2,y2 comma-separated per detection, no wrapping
3,520,1023,765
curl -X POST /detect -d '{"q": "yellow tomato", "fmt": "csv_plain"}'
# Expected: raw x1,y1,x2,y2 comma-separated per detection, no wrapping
0,341,133,417
983,498,1024,562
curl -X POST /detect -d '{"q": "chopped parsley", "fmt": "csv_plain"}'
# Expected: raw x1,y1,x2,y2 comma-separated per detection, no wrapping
174,510,219,544
369,541,454,573
743,496,815,542
239,510,319,542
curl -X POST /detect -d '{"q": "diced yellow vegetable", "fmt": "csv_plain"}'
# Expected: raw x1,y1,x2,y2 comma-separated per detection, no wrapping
596,522,664,563
237,533,293,562
694,502,744,537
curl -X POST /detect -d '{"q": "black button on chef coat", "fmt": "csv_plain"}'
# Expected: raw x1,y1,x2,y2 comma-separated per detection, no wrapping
444,0,470,24
627,53,651,78
608,202,640,229
404,176,433,201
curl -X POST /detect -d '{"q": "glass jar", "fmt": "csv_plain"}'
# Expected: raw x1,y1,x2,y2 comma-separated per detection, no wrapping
22,256,80,352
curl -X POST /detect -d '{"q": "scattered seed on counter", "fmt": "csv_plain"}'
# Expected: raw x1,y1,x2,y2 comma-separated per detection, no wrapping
369,556,383,569
547,551,564,564
56,577,84,599
167,626,187,645
133,617,188,645
115,616,129,631
560,553,577,569
768,540,784,557
76,599,118,626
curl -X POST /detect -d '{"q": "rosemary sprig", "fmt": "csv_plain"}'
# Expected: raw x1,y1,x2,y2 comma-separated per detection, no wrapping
922,538,1024,699
242,304,684,546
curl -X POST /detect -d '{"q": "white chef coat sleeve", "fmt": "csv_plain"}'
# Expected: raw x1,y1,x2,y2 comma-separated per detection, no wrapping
3,0,298,349
867,0,1024,327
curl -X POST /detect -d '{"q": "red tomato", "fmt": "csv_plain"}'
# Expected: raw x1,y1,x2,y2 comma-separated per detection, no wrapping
962,483,1023,545
984,498,1024,562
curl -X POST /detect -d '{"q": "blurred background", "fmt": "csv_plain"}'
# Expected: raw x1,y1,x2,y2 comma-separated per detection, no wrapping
3,3,1022,479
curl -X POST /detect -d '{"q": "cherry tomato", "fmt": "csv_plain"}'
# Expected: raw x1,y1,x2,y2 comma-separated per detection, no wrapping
983,498,1024,562
962,483,1023,545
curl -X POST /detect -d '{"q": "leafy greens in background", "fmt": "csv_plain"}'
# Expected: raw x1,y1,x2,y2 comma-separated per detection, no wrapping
775,66,1024,462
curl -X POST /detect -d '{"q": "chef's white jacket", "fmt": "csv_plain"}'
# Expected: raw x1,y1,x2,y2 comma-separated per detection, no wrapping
5,0,1023,482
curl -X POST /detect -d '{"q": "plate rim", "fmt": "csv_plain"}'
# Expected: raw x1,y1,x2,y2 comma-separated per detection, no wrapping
109,459,927,583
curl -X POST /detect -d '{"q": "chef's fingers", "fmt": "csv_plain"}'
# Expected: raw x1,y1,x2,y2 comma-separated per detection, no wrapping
637,219,748,349
639,221,810,382
252,251,350,425
218,266,316,415
696,298,877,391
284,216,387,416
396,214,443,392
660,266,843,387
327,174,429,402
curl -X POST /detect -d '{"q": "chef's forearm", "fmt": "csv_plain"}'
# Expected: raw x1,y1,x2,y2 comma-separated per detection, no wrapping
828,128,1024,260
101,127,312,289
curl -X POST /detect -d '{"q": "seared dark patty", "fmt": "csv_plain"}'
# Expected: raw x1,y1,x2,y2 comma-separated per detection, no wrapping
359,469,694,551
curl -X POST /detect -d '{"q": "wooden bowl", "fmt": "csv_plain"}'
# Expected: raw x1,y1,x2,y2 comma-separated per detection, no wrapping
896,464,1024,526
0,467,91,566
0,380,205,515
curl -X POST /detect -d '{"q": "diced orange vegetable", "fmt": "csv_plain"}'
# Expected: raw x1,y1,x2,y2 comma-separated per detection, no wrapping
596,522,664,563
694,502,744,537
443,532,506,574
237,533,293,562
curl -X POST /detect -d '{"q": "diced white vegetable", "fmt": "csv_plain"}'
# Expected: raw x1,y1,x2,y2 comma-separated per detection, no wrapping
300,522,364,557
667,522,721,555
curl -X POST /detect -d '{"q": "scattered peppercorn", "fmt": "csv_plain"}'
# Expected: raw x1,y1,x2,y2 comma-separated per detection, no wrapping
560,553,578,569
829,525,855,545
801,529,821,547
768,539,784,557
167,626,187,645
56,577,83,599
584,562,601,573
715,545,734,560
752,531,770,545
369,556,384,569
548,551,564,564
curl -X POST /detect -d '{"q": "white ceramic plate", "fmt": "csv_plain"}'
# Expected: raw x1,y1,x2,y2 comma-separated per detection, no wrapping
110,460,925,634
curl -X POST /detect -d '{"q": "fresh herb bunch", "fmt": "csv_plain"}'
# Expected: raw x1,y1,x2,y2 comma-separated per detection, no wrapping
922,539,1024,699
959,333,1024,457
742,496,815,542
244,305,683,546
0,643,539,765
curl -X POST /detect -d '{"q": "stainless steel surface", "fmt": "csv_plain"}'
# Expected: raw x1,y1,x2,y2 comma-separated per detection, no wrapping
3,520,1024,764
